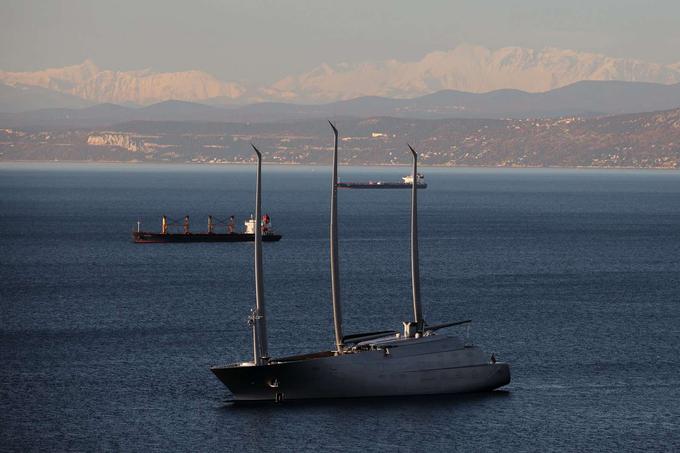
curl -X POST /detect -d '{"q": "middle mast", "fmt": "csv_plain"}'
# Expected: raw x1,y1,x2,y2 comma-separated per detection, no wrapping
250,144,268,365
408,145,424,334
329,122,344,352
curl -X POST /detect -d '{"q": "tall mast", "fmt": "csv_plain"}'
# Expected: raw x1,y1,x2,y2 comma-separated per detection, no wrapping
251,144,268,365
329,121,344,352
408,145,424,331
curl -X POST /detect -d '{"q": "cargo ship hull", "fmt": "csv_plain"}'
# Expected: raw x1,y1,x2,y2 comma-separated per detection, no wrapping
133,232,282,243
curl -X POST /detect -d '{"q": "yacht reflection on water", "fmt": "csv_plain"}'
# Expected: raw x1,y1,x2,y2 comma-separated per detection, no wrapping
211,122,510,402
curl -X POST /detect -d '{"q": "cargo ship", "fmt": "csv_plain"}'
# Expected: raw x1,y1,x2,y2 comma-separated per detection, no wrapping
337,173,427,189
132,214,282,243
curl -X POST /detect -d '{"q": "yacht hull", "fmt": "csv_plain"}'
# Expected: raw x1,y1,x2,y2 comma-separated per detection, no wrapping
212,338,510,402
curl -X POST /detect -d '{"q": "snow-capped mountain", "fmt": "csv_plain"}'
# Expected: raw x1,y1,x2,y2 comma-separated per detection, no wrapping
0,60,244,105
1,45,680,108
264,44,680,102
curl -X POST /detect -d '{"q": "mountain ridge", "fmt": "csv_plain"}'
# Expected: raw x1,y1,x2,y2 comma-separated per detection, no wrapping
3,80,680,129
264,44,680,102
2,44,680,108
0,60,244,106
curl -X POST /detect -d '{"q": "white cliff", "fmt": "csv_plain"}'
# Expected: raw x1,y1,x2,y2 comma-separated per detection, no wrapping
87,133,146,152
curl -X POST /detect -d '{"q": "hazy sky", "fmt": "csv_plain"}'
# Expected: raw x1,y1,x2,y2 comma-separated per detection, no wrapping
2,0,680,83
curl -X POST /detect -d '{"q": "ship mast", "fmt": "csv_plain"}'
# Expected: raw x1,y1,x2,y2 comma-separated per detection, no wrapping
408,145,424,333
329,122,344,352
251,144,268,365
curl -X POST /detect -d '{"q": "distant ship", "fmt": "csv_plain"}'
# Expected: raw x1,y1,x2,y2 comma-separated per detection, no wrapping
337,173,427,189
132,214,282,243
211,124,509,402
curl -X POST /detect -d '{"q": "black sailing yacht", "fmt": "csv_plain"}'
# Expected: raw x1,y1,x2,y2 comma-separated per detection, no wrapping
211,124,510,401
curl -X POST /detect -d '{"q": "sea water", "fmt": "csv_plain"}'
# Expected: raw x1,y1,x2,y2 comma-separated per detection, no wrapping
1,163,679,451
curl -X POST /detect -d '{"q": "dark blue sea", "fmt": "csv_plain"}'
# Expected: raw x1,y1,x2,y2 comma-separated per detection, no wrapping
1,163,679,452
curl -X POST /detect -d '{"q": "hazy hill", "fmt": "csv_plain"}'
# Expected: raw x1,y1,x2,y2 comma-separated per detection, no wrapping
0,82,93,112
3,81,680,129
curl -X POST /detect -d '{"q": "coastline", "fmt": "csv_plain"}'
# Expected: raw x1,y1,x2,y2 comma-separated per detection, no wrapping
0,159,678,171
